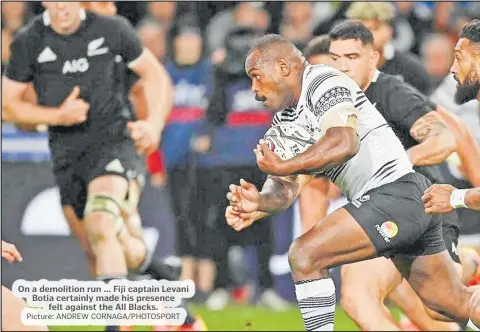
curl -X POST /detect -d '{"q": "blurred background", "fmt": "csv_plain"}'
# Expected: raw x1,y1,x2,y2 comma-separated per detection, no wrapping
2,1,480,330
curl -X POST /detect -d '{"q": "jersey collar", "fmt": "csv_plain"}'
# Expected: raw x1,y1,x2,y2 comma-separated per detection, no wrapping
371,70,381,83
42,9,86,26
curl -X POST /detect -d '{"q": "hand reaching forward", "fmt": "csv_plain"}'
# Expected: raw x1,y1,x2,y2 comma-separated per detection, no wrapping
226,178,261,213
225,206,261,232
2,240,23,263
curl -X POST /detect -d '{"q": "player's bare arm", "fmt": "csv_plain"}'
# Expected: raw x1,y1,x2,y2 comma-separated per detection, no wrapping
2,78,89,126
423,184,480,213
228,175,312,213
436,105,480,186
407,111,456,166
127,48,174,155
255,119,360,176
226,173,312,230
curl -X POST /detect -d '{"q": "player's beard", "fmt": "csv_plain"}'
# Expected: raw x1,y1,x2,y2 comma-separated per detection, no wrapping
454,71,480,105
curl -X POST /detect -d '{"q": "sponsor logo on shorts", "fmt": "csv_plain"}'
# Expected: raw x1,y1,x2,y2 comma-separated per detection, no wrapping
105,159,125,173
352,194,370,208
375,221,398,243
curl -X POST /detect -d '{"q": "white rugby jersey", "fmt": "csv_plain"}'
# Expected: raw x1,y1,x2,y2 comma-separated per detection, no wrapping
272,64,414,201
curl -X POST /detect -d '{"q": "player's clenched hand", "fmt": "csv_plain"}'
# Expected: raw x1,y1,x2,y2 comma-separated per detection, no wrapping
226,178,261,213
2,240,23,263
225,206,258,231
58,86,90,126
128,120,160,155
422,184,455,214
254,140,288,176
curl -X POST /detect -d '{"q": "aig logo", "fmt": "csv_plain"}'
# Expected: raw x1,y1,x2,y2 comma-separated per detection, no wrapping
62,58,89,74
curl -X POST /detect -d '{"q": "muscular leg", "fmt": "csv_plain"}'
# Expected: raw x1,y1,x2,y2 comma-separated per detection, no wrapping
395,251,474,325
289,208,378,331
63,206,96,276
340,258,403,331
299,178,331,234
117,180,148,271
84,175,129,277
289,208,377,280
2,286,48,331
389,278,460,330
460,247,480,285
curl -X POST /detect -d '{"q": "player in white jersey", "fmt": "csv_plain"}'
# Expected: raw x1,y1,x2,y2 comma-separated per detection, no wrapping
226,34,480,331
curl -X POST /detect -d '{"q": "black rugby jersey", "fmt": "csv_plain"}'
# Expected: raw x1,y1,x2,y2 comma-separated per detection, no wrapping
380,46,434,96
364,70,458,227
365,71,450,190
5,10,143,147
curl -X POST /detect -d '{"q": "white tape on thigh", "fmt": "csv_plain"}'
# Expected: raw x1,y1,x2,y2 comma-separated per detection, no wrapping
84,193,125,233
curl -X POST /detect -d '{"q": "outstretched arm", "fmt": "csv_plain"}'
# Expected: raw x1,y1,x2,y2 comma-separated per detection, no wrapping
407,111,456,166
465,188,480,210
423,185,480,213
258,175,313,213
227,175,313,214
435,105,480,186
226,175,312,231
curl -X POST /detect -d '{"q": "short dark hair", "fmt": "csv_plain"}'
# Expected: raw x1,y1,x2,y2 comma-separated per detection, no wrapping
303,35,331,58
459,19,480,43
329,20,374,47
246,33,293,58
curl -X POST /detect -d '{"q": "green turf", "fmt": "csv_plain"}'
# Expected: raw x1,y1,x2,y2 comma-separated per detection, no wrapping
47,305,363,331
46,304,477,331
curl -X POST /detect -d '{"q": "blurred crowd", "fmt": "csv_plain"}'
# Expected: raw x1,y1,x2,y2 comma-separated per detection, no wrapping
2,1,480,311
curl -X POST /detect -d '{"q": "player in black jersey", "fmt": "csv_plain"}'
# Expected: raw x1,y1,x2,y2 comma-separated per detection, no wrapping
82,3,207,331
345,2,435,96
423,20,480,215
2,3,173,331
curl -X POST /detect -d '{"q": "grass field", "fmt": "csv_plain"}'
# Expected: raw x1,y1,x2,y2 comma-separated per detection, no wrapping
47,304,402,331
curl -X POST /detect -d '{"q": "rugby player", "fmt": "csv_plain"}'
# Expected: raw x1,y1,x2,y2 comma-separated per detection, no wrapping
297,35,341,234
327,20,475,331
227,21,480,330
226,34,480,331
2,3,206,331
2,240,49,331
423,19,480,214
2,2,172,331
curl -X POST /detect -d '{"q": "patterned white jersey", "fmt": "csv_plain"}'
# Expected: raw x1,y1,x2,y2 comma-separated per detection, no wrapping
272,64,414,201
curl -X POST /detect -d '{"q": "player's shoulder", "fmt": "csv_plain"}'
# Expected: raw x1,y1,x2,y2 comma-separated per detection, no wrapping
304,64,343,83
376,71,424,96
88,12,134,31
13,14,44,41
375,71,409,89
394,51,424,68
303,64,353,98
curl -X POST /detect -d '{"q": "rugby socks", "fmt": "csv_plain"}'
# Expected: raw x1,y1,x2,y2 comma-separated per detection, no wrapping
468,319,480,331
136,255,196,326
145,257,180,281
295,278,336,331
